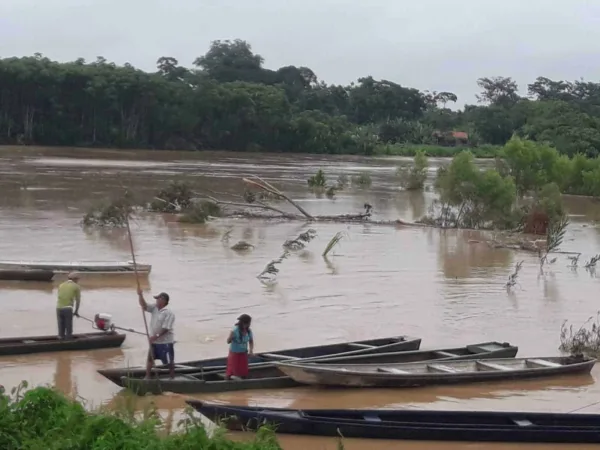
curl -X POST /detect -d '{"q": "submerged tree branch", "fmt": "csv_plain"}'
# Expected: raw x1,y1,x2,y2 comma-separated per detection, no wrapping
243,176,314,219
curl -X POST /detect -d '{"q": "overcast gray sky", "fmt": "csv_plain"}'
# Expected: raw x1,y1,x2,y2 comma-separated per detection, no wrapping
1,0,599,106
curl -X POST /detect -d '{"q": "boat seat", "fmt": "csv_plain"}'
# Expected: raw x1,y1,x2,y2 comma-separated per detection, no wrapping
347,343,377,349
476,361,511,371
174,365,197,369
512,418,533,427
364,414,382,422
433,351,458,358
527,359,561,368
377,367,409,374
262,353,300,360
427,364,460,373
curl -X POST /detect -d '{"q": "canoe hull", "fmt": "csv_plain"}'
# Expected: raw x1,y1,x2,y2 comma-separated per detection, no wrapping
276,356,596,388
117,342,518,395
97,335,421,386
188,402,600,443
0,269,54,282
0,261,152,274
0,332,126,356
121,374,299,395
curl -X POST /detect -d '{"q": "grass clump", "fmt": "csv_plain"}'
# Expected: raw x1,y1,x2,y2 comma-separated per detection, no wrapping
397,150,429,190
560,313,600,357
150,181,194,213
0,382,283,450
307,169,327,188
82,196,134,228
351,171,372,188
178,201,221,224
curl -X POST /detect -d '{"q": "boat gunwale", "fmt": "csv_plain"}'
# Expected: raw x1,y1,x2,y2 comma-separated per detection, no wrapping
275,356,596,378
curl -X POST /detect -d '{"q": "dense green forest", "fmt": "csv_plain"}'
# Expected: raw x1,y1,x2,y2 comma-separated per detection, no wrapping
1,38,599,156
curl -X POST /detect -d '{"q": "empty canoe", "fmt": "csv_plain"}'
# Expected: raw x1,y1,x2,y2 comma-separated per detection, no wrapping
0,269,54,282
117,341,517,395
99,335,421,387
187,401,600,443
0,332,126,356
275,355,596,388
0,260,152,273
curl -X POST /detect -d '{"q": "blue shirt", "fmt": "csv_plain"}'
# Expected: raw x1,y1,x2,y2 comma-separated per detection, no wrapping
230,327,253,353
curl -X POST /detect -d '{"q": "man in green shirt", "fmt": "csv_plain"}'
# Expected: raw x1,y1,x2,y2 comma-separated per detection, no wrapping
56,272,81,339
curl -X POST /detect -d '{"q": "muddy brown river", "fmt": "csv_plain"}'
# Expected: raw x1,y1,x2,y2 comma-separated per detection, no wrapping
1,146,600,449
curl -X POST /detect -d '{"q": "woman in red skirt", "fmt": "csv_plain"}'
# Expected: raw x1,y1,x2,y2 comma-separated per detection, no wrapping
226,314,254,379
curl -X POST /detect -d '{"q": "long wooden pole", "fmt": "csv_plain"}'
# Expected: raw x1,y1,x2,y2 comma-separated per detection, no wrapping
123,208,156,373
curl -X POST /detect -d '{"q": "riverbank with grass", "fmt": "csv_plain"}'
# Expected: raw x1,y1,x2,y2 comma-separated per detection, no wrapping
374,143,501,158
0,382,284,450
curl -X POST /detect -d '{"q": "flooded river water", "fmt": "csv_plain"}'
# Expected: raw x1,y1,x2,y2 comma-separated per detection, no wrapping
1,146,600,449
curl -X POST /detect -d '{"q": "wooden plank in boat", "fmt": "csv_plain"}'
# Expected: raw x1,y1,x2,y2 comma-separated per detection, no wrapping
377,367,409,374
427,363,461,373
347,343,377,349
433,351,458,358
476,361,512,371
513,418,533,427
174,364,197,369
527,359,561,368
262,353,300,360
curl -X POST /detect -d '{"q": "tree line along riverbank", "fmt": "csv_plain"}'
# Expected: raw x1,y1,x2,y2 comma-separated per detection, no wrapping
0,39,599,157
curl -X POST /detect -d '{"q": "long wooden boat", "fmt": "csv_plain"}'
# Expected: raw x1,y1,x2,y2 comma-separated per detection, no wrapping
187,401,600,443
117,341,517,395
0,260,152,274
275,355,596,388
0,269,54,282
0,331,126,356
97,335,421,386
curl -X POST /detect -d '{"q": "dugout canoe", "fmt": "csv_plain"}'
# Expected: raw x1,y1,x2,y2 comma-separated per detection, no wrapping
188,401,600,443
276,355,596,388
0,331,126,356
0,269,54,282
0,260,152,274
99,335,421,387
117,341,517,395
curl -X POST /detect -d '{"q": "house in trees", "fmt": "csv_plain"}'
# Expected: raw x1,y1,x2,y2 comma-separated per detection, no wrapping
432,130,469,146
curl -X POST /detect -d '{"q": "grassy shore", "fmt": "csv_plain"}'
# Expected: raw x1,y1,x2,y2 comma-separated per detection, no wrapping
0,383,283,450
374,143,502,158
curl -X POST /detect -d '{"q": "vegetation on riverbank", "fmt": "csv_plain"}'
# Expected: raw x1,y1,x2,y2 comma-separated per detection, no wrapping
1,40,600,157
0,382,283,450
560,313,600,357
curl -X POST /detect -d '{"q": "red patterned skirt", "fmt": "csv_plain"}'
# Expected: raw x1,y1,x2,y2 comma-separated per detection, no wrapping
226,351,249,377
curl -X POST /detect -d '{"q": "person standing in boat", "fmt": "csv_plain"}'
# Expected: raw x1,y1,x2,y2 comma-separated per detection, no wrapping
56,272,81,339
137,289,176,379
226,314,254,380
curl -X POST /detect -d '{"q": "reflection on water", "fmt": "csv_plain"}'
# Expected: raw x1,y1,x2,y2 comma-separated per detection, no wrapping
1,146,600,450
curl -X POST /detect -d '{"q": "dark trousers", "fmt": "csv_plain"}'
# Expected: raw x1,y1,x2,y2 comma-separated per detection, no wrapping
56,308,73,339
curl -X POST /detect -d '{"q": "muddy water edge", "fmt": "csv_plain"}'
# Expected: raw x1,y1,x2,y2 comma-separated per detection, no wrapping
1,146,599,450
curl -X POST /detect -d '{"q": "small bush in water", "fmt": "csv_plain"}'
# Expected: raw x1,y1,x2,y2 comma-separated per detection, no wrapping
0,382,283,450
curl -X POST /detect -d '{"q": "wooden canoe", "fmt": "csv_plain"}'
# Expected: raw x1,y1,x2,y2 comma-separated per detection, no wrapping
0,331,126,356
117,341,517,395
97,335,421,386
187,401,600,443
0,269,54,282
275,355,596,388
0,260,152,274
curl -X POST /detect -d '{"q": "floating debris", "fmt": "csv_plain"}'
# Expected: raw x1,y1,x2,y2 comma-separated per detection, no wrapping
230,241,254,251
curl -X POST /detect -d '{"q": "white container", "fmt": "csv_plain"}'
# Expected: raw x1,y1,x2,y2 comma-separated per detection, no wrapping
94,313,113,331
